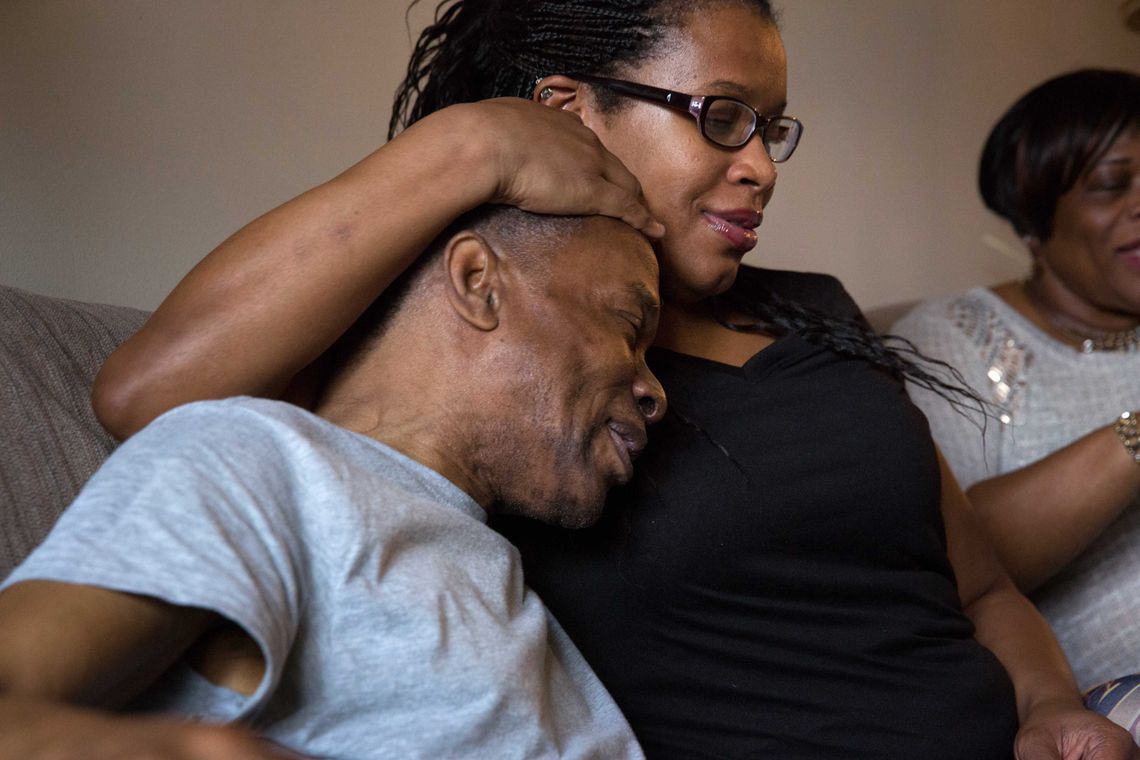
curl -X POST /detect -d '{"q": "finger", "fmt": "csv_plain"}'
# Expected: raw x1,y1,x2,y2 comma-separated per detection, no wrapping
590,181,665,239
1084,733,1140,760
594,146,644,197
590,154,665,238
1014,730,1063,760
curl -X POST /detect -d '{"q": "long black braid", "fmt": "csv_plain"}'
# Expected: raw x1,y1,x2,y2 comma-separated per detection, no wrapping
390,0,984,412
713,276,985,417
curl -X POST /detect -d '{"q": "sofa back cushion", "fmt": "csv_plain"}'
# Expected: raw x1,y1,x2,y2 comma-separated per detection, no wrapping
0,284,150,579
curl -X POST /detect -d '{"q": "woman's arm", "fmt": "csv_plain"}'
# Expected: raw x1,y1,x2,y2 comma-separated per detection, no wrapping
894,300,1140,593
968,421,1140,591
94,97,660,439
941,452,1137,759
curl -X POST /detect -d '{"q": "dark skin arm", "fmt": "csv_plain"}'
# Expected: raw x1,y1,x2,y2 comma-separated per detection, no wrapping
0,581,292,760
967,422,1140,591
94,97,660,439
940,452,1137,759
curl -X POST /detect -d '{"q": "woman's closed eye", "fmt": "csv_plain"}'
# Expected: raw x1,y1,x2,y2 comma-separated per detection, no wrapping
1086,164,1134,194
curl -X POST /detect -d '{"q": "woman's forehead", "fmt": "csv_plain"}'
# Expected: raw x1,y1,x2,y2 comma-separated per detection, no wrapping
629,6,786,103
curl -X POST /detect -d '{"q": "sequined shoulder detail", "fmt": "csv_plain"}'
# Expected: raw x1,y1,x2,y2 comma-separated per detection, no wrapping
946,293,1033,425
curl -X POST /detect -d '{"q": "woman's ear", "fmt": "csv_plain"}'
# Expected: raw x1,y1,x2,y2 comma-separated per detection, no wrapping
443,231,502,331
532,75,587,115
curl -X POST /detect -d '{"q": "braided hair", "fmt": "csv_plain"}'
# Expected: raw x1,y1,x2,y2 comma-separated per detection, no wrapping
713,277,983,415
390,0,774,138
391,0,982,411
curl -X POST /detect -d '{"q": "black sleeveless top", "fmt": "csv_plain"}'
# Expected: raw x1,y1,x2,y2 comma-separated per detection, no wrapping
497,267,1018,759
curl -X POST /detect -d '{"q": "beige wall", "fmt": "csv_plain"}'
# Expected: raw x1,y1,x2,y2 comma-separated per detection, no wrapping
2,0,1137,311
771,0,1139,310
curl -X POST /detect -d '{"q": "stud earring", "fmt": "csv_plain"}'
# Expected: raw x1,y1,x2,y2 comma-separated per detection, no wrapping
539,87,554,100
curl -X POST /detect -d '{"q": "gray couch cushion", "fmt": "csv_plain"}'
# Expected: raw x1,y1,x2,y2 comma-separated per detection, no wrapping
0,284,150,579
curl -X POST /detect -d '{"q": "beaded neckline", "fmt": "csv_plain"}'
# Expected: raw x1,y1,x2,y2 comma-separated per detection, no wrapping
1022,280,1140,353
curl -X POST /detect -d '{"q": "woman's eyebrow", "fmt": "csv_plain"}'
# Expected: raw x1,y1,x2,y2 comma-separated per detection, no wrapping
704,79,749,96
704,80,787,112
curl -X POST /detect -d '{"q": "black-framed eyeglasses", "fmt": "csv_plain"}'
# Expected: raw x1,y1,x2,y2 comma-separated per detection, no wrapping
573,74,803,162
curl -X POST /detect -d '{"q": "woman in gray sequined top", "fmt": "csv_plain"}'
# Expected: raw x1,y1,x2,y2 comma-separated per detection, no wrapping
893,69,1140,690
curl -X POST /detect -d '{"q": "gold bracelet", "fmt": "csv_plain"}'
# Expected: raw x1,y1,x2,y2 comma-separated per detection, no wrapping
1115,410,1140,465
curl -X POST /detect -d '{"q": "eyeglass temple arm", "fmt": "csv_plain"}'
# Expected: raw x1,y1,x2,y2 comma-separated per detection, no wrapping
574,75,699,118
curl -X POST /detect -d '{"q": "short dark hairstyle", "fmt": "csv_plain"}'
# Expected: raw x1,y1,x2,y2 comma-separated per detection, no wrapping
327,207,585,373
390,0,777,139
978,68,1140,240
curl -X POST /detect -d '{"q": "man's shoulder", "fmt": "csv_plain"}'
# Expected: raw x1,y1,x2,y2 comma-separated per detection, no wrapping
150,396,314,430
134,397,330,453
105,398,355,499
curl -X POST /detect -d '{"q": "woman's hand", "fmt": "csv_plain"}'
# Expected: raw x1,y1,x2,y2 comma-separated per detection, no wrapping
464,98,663,238
94,97,660,440
940,450,1137,759
1014,697,1138,759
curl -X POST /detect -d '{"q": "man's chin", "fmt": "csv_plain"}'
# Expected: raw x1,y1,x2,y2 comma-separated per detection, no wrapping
551,503,604,530
499,493,605,530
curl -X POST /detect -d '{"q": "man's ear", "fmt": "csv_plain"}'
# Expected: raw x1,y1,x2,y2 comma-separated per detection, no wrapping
443,231,502,331
532,75,588,116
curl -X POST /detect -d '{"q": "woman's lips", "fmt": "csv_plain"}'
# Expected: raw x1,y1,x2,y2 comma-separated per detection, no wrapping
1116,239,1140,269
1116,239,1140,255
703,211,759,253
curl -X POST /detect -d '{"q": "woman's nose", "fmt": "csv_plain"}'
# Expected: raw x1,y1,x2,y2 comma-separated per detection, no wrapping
726,138,778,198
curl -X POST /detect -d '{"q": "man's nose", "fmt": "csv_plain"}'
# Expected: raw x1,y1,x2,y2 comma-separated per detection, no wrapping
634,367,667,425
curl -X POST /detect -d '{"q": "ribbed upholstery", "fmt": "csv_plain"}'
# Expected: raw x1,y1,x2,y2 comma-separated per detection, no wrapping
0,284,149,579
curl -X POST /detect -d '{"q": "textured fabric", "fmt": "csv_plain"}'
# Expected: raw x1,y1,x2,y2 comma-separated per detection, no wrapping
1085,674,1140,741
498,266,1019,759
893,288,1140,690
4,398,644,760
0,284,149,579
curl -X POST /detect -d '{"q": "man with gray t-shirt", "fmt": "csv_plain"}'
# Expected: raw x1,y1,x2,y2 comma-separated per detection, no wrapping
0,208,665,760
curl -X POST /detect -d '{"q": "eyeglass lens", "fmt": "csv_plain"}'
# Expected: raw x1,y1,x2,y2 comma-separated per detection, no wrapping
702,99,800,162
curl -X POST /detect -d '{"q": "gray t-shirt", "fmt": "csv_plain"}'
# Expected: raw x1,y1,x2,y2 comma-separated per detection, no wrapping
4,398,643,759
893,288,1140,689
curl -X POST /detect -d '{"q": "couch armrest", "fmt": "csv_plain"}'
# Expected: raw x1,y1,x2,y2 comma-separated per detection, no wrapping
0,284,150,579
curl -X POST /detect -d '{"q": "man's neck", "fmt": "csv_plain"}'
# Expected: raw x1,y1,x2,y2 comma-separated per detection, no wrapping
314,367,495,511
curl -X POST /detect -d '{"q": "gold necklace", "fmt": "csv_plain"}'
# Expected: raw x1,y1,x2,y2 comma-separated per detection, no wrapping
1022,279,1140,353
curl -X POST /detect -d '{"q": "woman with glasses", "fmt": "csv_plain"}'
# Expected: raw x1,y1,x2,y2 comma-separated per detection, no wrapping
893,69,1140,705
93,1,1133,757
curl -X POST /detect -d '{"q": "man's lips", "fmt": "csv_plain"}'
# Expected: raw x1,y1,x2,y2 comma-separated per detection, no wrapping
607,421,647,483
703,210,760,253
